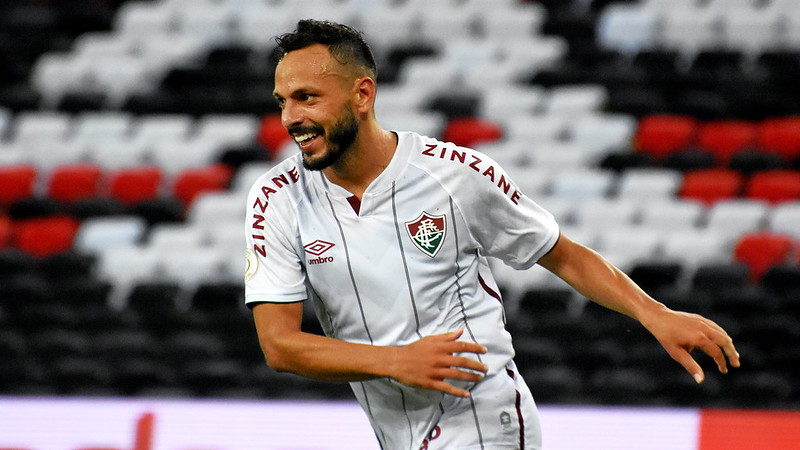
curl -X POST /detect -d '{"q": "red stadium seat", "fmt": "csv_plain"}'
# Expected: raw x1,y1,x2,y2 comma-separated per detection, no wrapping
107,166,163,207
0,215,11,248
678,168,744,205
734,232,796,281
696,120,756,164
0,164,37,206
756,117,800,161
12,215,80,257
47,163,103,203
745,170,800,204
257,114,291,159
634,115,698,159
442,117,503,148
172,164,233,207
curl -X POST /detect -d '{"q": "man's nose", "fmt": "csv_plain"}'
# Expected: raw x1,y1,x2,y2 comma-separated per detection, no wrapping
281,101,303,130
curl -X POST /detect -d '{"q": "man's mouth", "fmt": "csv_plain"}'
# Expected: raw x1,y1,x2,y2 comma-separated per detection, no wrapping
293,132,319,145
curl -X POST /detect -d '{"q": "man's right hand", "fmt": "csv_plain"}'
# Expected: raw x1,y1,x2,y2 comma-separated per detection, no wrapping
389,329,488,397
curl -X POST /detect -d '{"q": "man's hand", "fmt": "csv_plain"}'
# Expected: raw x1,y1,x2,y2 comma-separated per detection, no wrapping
389,329,488,397
642,307,741,383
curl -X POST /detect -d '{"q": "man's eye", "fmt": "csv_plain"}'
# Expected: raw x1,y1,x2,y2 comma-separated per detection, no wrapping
301,94,314,101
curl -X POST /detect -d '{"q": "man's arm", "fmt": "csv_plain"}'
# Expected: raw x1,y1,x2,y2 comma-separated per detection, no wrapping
537,233,741,383
252,302,488,397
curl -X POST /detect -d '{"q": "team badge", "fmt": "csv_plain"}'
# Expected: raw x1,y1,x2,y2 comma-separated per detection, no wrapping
405,212,446,257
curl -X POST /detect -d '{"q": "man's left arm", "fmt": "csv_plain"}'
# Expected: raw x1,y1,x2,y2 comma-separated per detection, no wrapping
537,233,741,383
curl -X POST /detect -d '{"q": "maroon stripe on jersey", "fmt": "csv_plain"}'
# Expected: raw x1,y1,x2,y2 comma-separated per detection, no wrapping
515,390,525,448
478,274,502,304
506,368,525,448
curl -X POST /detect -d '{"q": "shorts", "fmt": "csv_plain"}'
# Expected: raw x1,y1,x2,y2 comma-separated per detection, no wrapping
419,361,542,450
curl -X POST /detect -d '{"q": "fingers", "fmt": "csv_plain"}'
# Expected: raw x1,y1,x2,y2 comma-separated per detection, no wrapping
668,346,706,383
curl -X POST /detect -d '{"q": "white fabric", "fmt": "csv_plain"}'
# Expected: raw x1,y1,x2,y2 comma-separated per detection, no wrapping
244,131,559,449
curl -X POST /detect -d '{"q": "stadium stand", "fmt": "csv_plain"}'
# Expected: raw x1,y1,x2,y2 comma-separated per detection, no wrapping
0,0,798,410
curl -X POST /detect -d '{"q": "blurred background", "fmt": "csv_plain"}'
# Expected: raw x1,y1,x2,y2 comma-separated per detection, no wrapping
0,0,798,412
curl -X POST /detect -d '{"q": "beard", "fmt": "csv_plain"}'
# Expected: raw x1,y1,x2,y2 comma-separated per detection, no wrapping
294,104,359,171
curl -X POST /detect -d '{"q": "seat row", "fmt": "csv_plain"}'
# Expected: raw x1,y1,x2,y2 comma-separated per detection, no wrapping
0,111,260,173
0,162,235,215
598,0,800,56
634,115,800,162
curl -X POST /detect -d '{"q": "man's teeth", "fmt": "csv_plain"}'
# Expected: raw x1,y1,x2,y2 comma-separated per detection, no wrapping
294,132,317,143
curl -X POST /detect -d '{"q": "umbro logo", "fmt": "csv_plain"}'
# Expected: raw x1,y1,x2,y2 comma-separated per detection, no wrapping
304,239,335,265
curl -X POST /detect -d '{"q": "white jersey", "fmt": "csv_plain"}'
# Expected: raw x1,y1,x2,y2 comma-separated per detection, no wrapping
244,131,559,449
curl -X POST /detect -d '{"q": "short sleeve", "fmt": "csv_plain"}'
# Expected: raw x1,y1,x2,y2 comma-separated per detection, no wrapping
441,145,560,269
243,173,307,305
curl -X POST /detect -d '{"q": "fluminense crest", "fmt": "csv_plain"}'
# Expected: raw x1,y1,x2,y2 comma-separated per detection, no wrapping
405,212,446,257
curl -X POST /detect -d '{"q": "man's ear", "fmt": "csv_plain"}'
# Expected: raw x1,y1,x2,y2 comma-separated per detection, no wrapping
353,76,376,115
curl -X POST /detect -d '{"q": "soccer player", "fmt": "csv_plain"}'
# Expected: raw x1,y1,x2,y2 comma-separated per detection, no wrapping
244,19,740,449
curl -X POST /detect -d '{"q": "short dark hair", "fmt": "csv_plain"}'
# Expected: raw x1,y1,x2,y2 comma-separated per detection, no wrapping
273,19,377,80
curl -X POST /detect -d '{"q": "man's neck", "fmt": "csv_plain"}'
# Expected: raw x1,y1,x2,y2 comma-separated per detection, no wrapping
323,126,397,200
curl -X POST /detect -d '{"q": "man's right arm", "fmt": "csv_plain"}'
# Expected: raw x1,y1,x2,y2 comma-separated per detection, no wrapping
252,302,488,397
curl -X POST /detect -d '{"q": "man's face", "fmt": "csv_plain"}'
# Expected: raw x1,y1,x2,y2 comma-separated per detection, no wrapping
273,44,359,171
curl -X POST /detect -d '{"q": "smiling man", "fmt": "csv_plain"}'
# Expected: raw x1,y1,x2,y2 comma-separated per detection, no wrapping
244,19,740,450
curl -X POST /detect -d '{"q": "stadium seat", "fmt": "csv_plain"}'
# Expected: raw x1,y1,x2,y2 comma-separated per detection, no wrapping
150,138,222,175
442,117,502,148
629,261,684,294
545,85,608,116
720,6,782,55
634,115,698,159
73,215,147,253
594,227,664,271
571,198,640,230
46,163,103,203
10,111,72,144
12,215,80,257
480,1,545,40
548,168,615,199
678,168,744,205
187,191,245,225
505,114,569,143
734,232,796,281
195,114,258,147
86,139,149,171
727,150,787,176
703,199,770,243
532,141,595,169
761,265,800,299
106,165,164,207
129,114,193,146
159,246,227,293
70,111,132,144
0,164,37,206
596,4,660,53
478,86,544,123
256,113,291,159
660,7,722,55
767,201,800,240
569,113,637,162
146,222,206,250
96,246,162,307
0,216,12,249
756,117,800,162
171,164,233,207
638,198,705,232
691,262,751,297
695,120,756,164
744,170,800,204
615,168,683,201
